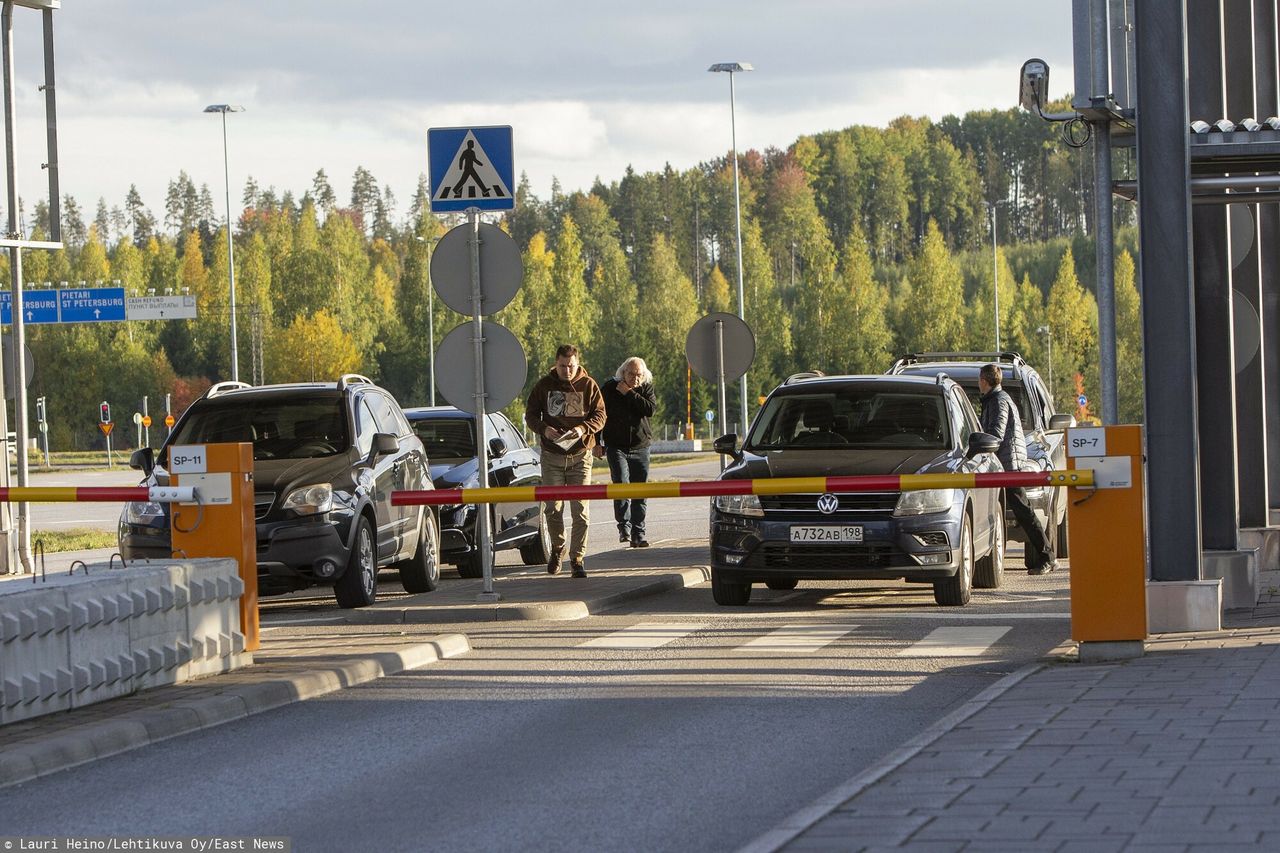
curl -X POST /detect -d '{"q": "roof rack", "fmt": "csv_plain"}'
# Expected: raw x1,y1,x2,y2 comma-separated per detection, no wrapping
203,381,252,399
337,374,373,391
934,372,950,386
895,351,1024,365
783,371,825,384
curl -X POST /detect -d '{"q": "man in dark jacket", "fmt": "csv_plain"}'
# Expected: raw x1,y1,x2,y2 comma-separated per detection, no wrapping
978,363,1055,574
524,344,607,577
595,356,657,547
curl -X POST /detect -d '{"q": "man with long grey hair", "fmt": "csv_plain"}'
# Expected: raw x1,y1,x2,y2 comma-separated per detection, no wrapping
595,356,657,547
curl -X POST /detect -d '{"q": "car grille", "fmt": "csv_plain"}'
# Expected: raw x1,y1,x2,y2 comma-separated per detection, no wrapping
758,492,898,513
254,493,274,520
752,541,905,569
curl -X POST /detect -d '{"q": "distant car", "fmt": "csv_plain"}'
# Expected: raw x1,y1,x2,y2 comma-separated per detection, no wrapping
403,406,550,577
118,376,439,608
887,352,1074,556
709,373,1005,607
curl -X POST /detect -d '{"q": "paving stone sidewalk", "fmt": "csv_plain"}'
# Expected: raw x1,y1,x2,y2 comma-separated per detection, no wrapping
746,570,1280,852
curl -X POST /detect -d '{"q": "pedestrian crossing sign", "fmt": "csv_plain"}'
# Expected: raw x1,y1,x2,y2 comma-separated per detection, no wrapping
428,125,515,212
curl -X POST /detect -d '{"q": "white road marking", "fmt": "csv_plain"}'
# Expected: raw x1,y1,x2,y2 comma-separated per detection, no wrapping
579,622,705,649
899,626,1011,657
261,617,346,629
734,624,859,654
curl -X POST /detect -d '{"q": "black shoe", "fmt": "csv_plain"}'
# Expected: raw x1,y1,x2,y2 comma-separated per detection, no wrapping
571,560,587,578
547,549,563,575
619,532,630,543
630,537,650,548
1028,560,1056,576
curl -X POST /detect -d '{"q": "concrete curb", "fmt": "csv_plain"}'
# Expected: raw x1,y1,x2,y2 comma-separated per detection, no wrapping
0,633,470,790
341,567,712,624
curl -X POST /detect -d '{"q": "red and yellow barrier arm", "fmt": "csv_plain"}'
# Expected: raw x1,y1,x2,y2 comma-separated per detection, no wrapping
0,486,198,503
392,470,1093,507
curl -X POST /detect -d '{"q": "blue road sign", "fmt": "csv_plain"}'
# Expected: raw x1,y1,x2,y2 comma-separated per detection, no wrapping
705,409,715,422
1077,394,1088,406
0,290,59,325
59,287,126,323
428,126,515,213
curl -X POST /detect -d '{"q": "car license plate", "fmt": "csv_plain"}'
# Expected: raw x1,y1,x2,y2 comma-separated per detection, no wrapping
789,525,863,543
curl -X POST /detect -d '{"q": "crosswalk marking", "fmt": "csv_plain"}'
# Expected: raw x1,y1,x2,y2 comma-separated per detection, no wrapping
898,626,1011,657
734,624,859,654
578,622,705,649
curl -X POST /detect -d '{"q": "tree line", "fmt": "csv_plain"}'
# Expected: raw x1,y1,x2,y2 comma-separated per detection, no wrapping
1,101,1144,452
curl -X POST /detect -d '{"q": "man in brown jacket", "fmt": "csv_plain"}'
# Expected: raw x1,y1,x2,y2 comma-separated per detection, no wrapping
524,344,607,577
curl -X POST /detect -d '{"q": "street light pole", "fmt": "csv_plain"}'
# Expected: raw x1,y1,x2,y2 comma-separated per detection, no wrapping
417,234,437,405
204,104,244,383
990,202,1001,351
709,61,753,434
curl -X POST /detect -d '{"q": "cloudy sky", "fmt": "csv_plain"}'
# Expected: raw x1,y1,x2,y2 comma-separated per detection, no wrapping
3,1,1073,225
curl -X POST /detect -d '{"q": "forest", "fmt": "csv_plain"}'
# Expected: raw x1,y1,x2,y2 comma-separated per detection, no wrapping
2,99,1144,451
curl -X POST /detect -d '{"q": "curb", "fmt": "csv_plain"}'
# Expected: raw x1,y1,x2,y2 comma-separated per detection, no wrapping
0,633,470,790
341,566,712,624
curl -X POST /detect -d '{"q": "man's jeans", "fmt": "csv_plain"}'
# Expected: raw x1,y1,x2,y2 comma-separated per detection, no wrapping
606,445,650,540
541,449,593,561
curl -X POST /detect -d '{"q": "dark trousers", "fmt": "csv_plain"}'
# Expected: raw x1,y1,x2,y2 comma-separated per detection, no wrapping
1008,486,1053,570
607,445,650,539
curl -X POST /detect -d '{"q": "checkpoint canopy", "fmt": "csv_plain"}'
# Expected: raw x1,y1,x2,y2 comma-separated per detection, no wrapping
428,126,515,212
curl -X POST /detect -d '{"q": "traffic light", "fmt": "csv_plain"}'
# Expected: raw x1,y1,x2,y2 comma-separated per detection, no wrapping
99,401,111,423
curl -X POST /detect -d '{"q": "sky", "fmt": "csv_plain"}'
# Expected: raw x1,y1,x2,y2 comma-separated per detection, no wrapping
2,1,1074,228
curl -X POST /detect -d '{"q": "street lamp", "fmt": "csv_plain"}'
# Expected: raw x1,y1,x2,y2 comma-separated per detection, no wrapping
708,60,752,434
1037,325,1054,399
204,104,245,383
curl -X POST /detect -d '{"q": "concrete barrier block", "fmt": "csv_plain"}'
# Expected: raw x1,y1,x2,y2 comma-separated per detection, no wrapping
66,574,132,708
0,586,71,722
1204,549,1257,611
1148,579,1223,633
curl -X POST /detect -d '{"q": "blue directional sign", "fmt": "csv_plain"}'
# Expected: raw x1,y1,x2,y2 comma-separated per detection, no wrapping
1077,394,1088,406
58,287,126,323
0,291,59,325
428,126,515,213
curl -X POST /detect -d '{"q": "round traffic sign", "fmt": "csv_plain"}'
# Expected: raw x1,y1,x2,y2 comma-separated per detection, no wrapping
1077,395,1088,406
142,415,152,428
705,410,714,422
164,414,175,428
430,223,522,316
685,312,755,382
132,412,142,425
434,321,528,415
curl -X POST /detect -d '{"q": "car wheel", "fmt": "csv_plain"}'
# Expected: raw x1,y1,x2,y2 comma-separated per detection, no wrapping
933,515,973,607
518,512,551,566
974,507,1004,589
335,516,378,608
396,511,440,594
711,568,752,606
765,578,799,591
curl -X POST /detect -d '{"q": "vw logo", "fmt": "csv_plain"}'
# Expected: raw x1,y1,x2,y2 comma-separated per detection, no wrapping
816,493,840,515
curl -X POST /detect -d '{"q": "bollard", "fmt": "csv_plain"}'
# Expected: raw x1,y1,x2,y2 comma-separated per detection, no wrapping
168,441,259,651
1066,424,1147,662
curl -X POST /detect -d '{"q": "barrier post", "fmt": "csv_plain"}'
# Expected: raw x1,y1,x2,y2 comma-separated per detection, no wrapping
168,441,258,651
1066,424,1147,662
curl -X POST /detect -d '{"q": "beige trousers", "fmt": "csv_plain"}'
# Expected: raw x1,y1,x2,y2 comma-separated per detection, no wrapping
541,449,593,561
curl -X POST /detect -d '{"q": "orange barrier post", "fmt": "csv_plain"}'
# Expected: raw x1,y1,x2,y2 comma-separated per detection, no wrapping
1066,424,1147,661
169,442,259,651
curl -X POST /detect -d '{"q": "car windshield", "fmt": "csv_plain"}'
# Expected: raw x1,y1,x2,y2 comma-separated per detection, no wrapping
411,418,476,458
168,396,348,460
748,389,950,450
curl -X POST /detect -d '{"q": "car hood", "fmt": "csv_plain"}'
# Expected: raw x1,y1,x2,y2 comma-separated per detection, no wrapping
252,454,358,492
430,457,479,488
726,447,954,479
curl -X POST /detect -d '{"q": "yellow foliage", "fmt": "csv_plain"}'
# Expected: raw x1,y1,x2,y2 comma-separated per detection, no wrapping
266,310,362,382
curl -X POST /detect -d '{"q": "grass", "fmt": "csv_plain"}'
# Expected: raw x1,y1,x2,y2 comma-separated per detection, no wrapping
30,528,117,553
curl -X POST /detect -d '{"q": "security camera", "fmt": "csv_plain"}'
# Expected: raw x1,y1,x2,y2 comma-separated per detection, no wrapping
1019,58,1050,114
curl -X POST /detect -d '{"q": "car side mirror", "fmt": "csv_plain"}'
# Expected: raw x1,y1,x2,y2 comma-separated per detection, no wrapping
489,437,507,458
713,433,740,459
371,433,399,457
966,432,1000,459
1048,413,1075,431
130,447,155,475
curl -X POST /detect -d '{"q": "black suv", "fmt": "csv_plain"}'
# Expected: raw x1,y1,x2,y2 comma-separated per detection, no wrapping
118,376,439,608
710,373,1005,607
887,352,1074,557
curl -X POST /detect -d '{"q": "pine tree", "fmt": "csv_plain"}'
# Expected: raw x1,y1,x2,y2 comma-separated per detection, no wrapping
899,220,966,350
1114,249,1144,423
1046,247,1098,411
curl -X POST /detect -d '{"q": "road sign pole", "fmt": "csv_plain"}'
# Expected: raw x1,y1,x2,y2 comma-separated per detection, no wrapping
143,395,149,448
468,208,498,602
716,319,727,471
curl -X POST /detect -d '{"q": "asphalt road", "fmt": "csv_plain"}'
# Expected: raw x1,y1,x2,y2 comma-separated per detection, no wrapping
0,556,1070,852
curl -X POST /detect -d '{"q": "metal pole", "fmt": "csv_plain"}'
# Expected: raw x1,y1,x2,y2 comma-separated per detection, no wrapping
142,395,149,448
1092,0,1117,424
428,241,436,406
220,110,239,383
1048,332,1054,400
727,71,750,436
716,319,727,471
992,204,1001,351
469,209,498,602
40,7,57,243
3,1,29,574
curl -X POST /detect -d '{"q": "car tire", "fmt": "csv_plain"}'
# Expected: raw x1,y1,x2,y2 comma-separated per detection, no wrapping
335,515,378,608
974,507,1004,589
933,515,973,607
765,578,799,591
711,568,752,606
396,510,440,594
518,512,551,566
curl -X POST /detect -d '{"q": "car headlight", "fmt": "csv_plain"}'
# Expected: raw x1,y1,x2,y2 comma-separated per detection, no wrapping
713,493,764,517
125,501,164,525
894,489,956,516
282,483,333,515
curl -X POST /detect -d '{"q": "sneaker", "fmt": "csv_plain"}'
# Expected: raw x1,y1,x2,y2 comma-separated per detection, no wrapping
630,537,650,548
547,548,563,575
618,531,630,543
571,560,587,578
1028,560,1057,576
